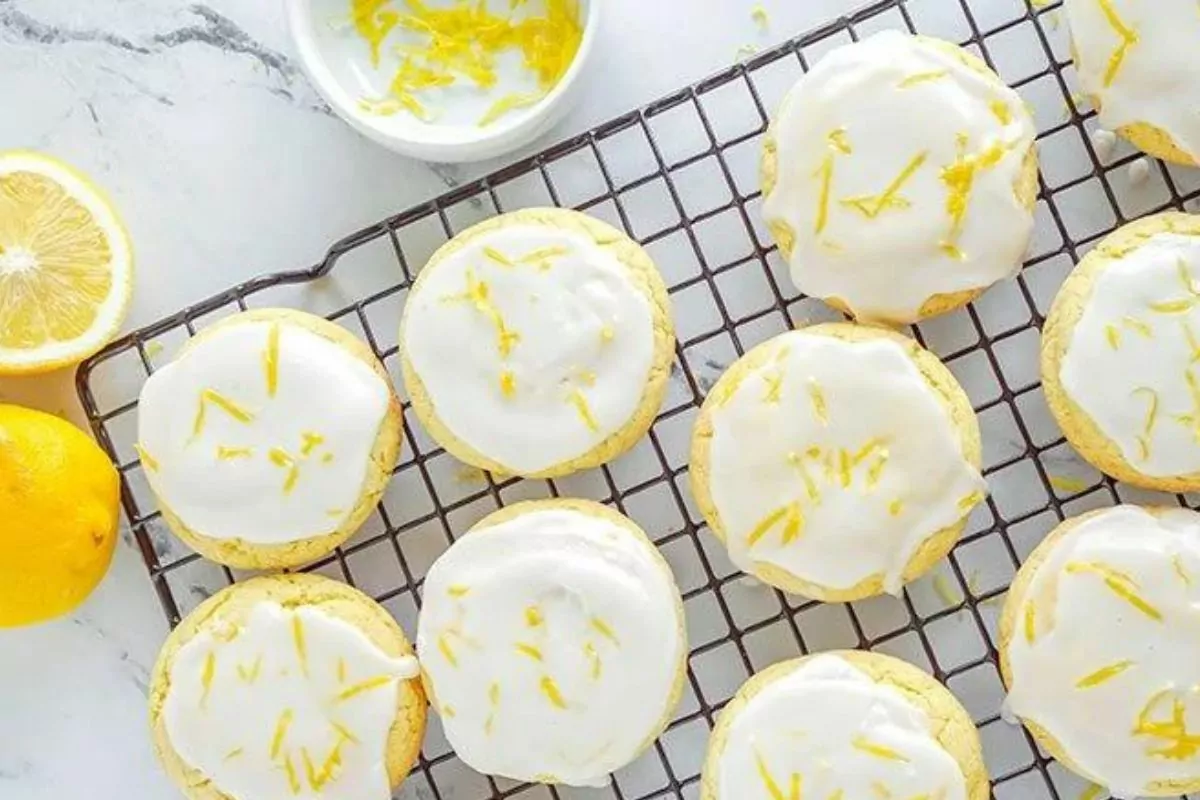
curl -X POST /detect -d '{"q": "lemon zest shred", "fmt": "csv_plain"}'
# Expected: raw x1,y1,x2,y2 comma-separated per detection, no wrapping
990,99,1013,125
283,752,301,795
270,709,294,759
334,675,394,703
447,584,470,598
442,269,522,356
350,0,400,67
438,632,459,667
1183,320,1200,363
746,503,804,548
300,432,325,457
192,389,255,439
236,655,263,684
813,154,836,235
539,675,568,709
590,616,620,646
940,241,967,261
499,370,517,399
940,135,1009,252
1174,554,1192,586
1065,561,1163,621
827,128,852,155
525,605,544,627
584,642,602,679
1076,659,1135,689
842,151,928,218
851,735,910,762
898,70,949,88
332,720,360,744
314,740,345,789
1105,324,1120,350
600,324,616,344
567,388,600,432
1024,601,1037,643
223,747,244,761
1096,0,1139,87
337,657,347,684
1123,316,1153,337
787,452,822,502
888,498,904,517
301,747,321,791
1150,298,1195,314
264,322,281,397
1133,691,1200,760
200,651,216,709
519,246,568,264
752,748,801,800
216,445,254,461
483,246,514,266
809,379,829,425
515,642,544,661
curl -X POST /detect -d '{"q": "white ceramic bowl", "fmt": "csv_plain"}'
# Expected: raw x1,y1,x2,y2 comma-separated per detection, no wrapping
286,0,600,164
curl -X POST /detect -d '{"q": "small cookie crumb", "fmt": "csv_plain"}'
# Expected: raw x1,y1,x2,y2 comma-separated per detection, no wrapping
1128,157,1153,186
751,4,770,32
1090,129,1118,161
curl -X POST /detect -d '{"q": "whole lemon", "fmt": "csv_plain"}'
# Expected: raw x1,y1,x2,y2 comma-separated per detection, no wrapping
0,404,120,627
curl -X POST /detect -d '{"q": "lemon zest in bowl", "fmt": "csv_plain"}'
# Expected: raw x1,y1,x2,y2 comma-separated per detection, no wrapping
353,0,584,126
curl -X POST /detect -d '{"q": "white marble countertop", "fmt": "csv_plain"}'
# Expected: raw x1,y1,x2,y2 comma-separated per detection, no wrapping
0,0,870,796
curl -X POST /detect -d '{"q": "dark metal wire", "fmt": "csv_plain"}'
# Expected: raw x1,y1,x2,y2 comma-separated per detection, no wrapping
74,1,1200,797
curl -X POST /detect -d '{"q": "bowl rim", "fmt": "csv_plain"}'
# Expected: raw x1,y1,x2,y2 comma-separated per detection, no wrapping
285,0,600,158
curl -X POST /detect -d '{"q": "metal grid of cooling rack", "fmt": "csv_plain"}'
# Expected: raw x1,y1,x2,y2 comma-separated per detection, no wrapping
75,0,1200,798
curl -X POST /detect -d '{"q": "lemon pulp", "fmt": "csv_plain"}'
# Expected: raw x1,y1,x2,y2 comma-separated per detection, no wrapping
0,151,132,375
0,170,114,350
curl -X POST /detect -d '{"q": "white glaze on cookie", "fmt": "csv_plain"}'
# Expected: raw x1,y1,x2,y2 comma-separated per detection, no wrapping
1005,506,1200,797
707,331,985,593
762,30,1035,323
162,602,419,800
416,507,684,786
1064,0,1200,160
1061,232,1200,477
402,222,656,475
714,655,968,800
137,317,390,543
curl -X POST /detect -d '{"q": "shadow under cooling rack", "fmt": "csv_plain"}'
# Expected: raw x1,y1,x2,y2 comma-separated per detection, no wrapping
75,0,1200,798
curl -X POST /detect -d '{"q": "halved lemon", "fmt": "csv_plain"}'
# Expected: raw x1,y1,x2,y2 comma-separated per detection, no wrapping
0,151,133,375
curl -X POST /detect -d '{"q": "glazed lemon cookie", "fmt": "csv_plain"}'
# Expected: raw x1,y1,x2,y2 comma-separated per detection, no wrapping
1000,505,1200,797
1042,213,1200,492
1064,0,1200,165
137,309,402,569
400,208,674,479
690,323,986,600
416,499,687,786
149,574,426,800
701,651,988,800
761,30,1038,324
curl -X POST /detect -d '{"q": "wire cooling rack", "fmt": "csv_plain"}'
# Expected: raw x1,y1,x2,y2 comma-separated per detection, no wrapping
75,0,1200,798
